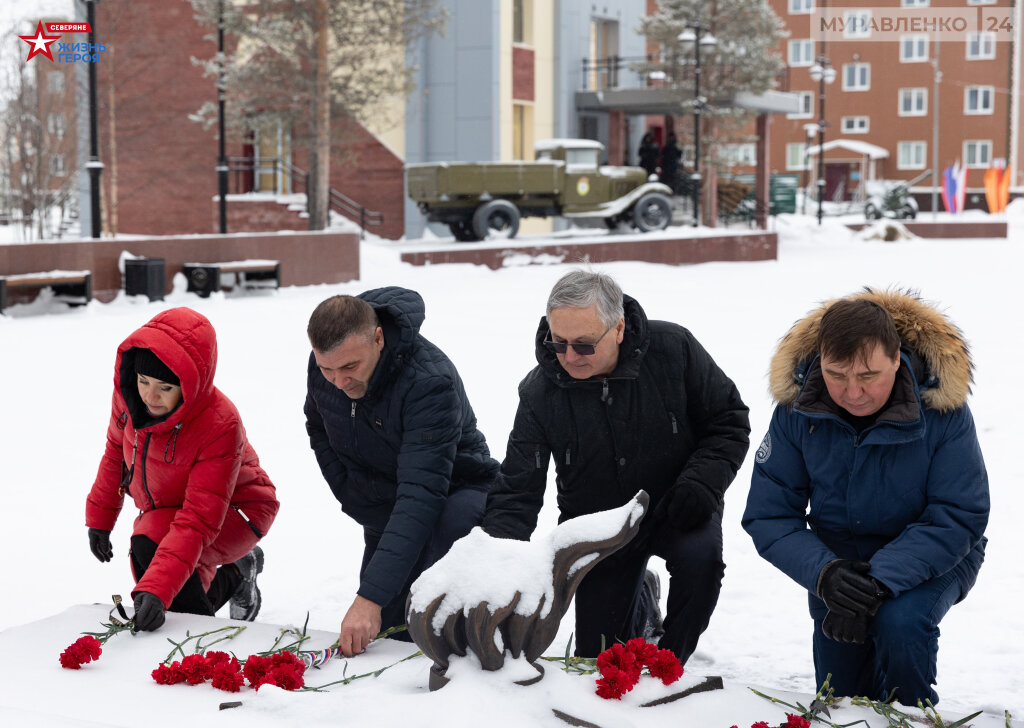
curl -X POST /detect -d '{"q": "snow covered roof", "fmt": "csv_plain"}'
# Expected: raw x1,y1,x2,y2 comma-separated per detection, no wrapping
807,139,890,159
533,138,604,152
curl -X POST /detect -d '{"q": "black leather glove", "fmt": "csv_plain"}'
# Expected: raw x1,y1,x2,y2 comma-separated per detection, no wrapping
817,560,886,619
88,528,113,563
132,591,166,632
822,610,868,644
666,484,718,531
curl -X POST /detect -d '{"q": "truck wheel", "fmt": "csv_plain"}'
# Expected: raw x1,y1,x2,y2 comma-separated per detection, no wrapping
448,220,478,242
632,193,672,232
472,200,520,240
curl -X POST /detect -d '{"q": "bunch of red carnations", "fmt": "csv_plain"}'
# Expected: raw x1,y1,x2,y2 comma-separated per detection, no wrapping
594,638,684,700
59,636,104,670
731,715,812,728
151,650,306,693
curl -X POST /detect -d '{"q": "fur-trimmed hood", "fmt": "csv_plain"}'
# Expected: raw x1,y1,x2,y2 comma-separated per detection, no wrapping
768,289,973,413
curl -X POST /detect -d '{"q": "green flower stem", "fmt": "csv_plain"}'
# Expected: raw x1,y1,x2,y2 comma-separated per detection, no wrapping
161,626,246,665
302,650,422,691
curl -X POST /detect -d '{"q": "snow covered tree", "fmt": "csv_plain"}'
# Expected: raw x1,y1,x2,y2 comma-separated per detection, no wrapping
0,30,79,241
189,0,446,231
638,0,787,171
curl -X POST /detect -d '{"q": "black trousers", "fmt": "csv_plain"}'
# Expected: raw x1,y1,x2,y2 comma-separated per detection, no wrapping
572,509,725,664
130,535,242,615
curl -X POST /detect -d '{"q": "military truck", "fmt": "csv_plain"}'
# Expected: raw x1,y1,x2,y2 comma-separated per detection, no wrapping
406,139,674,241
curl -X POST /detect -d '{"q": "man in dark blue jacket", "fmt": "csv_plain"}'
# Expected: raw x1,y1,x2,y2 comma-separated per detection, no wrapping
483,270,750,663
743,292,989,704
304,287,498,657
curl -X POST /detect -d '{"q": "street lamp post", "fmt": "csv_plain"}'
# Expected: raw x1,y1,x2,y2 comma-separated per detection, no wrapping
82,0,102,238
802,122,818,215
809,56,836,225
216,0,227,234
678,24,717,227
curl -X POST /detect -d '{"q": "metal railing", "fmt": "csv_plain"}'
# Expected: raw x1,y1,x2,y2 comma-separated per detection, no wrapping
227,156,383,237
580,55,790,93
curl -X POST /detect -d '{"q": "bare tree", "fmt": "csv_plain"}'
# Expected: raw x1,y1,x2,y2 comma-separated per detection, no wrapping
190,0,446,230
0,29,79,241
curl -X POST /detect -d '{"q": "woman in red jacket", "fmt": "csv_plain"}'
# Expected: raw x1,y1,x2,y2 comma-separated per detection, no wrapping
85,307,279,631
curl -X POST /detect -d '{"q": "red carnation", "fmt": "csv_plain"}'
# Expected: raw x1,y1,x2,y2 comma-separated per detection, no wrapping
646,648,684,685
596,643,642,682
784,715,811,728
179,653,212,685
625,637,659,664
152,662,187,685
211,662,245,692
595,667,637,699
751,722,772,728
243,654,272,688
59,636,104,669
205,651,241,673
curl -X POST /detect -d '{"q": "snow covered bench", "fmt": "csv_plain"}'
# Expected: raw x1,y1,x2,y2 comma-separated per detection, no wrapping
182,259,280,298
0,270,92,314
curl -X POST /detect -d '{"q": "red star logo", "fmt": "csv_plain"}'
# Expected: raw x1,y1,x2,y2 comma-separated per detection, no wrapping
19,21,62,63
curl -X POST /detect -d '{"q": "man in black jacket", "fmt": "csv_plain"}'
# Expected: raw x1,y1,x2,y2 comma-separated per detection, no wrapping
304,287,499,657
483,270,750,662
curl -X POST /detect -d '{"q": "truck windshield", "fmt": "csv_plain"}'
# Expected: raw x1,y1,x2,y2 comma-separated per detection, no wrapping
566,149,599,168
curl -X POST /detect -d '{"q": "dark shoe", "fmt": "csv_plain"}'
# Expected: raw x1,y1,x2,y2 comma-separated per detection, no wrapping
229,546,264,621
641,569,665,643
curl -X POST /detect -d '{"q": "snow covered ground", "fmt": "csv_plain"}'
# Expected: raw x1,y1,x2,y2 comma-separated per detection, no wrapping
0,212,1021,726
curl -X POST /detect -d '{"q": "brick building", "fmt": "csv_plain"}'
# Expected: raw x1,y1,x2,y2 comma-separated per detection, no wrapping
765,0,1022,209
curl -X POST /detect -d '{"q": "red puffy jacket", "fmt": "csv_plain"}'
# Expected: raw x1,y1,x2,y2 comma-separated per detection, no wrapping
86,307,279,608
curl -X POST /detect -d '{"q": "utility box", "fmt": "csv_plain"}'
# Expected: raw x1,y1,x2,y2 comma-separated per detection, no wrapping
124,258,166,301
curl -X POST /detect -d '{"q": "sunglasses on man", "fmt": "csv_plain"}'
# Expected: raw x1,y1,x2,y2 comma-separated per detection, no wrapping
543,324,615,356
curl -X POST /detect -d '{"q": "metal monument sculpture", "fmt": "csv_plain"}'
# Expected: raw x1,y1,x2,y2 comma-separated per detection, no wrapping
406,491,649,690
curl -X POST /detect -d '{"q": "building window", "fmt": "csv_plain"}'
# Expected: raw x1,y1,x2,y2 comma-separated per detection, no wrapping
967,0,995,5
513,0,534,45
789,0,813,14
964,86,994,114
842,116,870,134
964,140,992,167
788,40,813,67
900,34,928,62
898,88,927,116
966,32,995,60
844,10,872,39
47,113,66,138
897,142,927,170
786,142,810,171
843,63,870,91
787,91,814,119
47,71,64,94
721,143,756,166
902,0,929,6
50,154,66,176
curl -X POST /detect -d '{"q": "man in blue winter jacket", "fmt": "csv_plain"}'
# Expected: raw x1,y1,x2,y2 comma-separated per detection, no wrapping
304,288,499,657
743,291,989,704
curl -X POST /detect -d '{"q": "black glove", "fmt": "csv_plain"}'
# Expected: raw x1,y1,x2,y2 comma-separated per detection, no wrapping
817,560,886,619
822,610,868,644
88,528,113,563
132,591,166,632
666,484,718,531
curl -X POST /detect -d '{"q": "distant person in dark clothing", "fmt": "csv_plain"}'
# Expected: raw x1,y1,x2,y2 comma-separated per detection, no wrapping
659,132,682,193
638,132,659,177
304,287,499,657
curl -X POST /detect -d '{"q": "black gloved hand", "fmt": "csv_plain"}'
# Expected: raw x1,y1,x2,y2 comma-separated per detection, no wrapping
822,610,868,644
88,528,113,563
817,560,886,619
666,484,718,531
132,591,166,632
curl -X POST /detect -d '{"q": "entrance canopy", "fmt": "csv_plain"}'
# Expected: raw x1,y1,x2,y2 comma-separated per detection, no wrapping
807,139,889,159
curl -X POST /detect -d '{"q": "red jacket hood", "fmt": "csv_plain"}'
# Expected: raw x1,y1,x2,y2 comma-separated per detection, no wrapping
115,307,218,429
